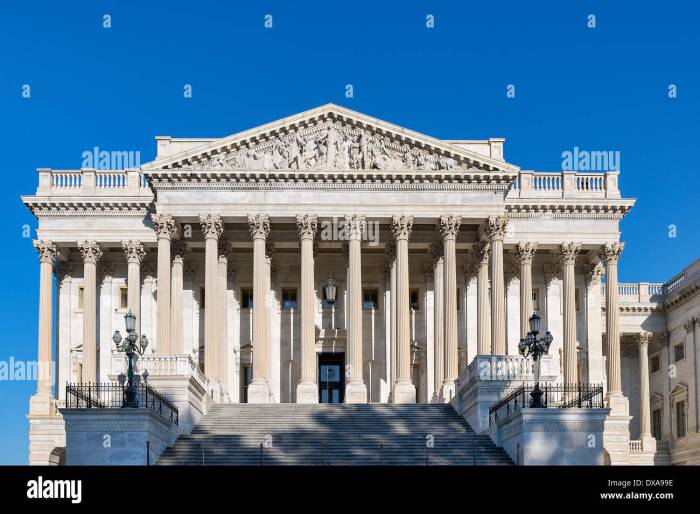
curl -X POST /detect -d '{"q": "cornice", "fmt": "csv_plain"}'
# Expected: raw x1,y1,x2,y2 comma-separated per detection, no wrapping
23,198,153,218
505,199,635,220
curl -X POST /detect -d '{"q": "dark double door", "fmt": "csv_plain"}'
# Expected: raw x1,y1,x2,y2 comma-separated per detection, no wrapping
318,353,345,404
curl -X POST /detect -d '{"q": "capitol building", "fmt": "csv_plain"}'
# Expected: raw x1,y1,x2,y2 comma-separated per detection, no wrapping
23,105,700,466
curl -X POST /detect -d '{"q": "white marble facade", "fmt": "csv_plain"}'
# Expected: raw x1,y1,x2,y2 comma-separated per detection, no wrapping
23,104,699,464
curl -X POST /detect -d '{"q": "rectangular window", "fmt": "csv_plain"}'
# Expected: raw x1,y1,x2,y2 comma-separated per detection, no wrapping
652,409,662,440
119,286,128,310
650,354,660,373
676,401,687,438
410,288,420,311
282,288,298,310
362,288,379,310
77,286,84,310
674,343,685,362
531,289,540,313
241,288,254,309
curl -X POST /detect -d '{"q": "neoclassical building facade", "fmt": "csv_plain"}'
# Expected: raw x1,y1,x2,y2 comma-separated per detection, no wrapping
23,104,699,465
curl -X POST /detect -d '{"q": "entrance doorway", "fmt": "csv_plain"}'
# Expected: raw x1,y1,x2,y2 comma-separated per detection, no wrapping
318,353,345,403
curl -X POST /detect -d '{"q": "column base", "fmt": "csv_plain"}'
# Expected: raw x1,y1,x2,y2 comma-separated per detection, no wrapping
29,391,55,417
606,391,629,417
392,380,416,404
247,379,272,404
441,380,456,402
345,381,368,403
296,381,319,404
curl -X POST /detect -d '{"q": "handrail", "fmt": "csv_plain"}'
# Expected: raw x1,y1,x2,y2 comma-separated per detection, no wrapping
65,382,179,426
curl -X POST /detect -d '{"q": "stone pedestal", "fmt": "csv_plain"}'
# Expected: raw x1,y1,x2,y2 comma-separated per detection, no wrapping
392,381,416,404
247,380,272,404
296,383,319,404
603,392,632,465
60,408,177,465
28,393,66,465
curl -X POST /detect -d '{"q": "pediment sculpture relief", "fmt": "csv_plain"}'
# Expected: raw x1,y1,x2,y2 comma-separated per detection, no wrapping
171,120,466,172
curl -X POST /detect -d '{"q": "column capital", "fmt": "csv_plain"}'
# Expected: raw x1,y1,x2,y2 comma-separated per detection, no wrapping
151,213,177,240
391,215,413,241
344,215,367,241
201,214,224,240
504,261,519,285
600,242,624,266
265,240,274,262
484,216,509,242
559,242,582,266
637,330,653,347
473,240,491,265
247,214,270,240
585,262,605,287
684,317,698,332
439,215,461,241
429,240,444,266
78,240,103,264
97,261,115,280
172,241,187,265
464,262,479,282
218,239,233,261
296,214,318,241
543,262,561,285
54,260,74,285
515,241,538,266
122,240,145,264
33,240,58,264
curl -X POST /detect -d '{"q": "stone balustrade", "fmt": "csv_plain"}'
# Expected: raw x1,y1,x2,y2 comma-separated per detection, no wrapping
509,170,620,199
36,168,151,197
601,282,665,303
456,354,558,390
111,353,208,388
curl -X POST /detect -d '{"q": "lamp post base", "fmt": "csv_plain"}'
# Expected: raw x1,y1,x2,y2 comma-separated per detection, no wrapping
530,383,545,408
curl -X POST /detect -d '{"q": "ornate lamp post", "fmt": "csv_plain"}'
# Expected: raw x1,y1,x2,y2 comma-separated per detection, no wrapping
325,276,337,329
112,311,148,408
518,313,553,408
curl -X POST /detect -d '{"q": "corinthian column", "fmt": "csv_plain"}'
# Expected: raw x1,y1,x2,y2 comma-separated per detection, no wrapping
122,240,145,336
516,242,537,338
152,214,176,354
560,242,581,385
430,242,444,402
485,216,508,355
637,331,653,442
296,215,319,403
601,242,624,396
218,240,231,396
474,241,491,355
392,215,415,403
200,214,223,384
247,214,272,403
344,215,368,403
170,242,186,355
440,215,461,401
33,241,59,395
78,240,102,383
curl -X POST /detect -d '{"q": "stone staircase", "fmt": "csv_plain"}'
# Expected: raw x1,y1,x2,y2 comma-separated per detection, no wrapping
158,404,512,466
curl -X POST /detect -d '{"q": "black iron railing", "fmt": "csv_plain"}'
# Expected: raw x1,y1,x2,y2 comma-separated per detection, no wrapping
65,383,179,426
488,383,604,427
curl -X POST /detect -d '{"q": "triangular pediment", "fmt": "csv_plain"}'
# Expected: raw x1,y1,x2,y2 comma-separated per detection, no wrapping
142,104,519,174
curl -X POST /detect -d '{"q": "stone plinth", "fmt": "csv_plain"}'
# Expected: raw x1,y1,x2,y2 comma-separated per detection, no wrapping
496,407,609,465
28,393,66,465
60,408,177,465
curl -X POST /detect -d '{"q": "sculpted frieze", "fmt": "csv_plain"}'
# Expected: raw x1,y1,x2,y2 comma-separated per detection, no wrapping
172,120,467,172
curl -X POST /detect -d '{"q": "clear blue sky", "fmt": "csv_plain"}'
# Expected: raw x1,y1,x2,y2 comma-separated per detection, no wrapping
0,1,697,464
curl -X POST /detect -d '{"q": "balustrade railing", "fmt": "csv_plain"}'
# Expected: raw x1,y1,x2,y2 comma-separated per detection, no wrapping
508,170,619,199
111,353,208,387
65,383,179,425
37,168,150,196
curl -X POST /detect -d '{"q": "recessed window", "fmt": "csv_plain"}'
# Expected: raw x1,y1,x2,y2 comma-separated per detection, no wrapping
282,288,298,310
676,401,687,438
650,354,660,373
119,287,128,310
531,289,540,313
410,289,420,311
362,288,379,310
674,343,685,362
241,288,253,309
652,409,662,440
77,286,84,310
